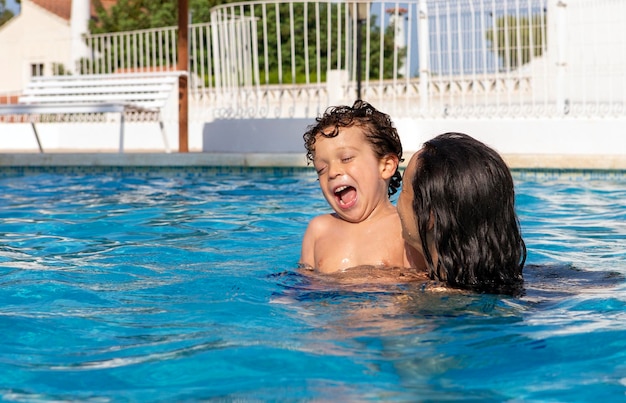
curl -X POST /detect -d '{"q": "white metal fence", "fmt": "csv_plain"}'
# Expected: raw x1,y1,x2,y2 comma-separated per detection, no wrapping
41,0,626,120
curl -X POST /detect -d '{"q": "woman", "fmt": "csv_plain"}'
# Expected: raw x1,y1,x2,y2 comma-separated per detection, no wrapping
397,132,527,295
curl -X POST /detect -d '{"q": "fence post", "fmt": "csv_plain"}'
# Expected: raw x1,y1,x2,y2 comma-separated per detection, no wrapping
210,10,222,97
178,0,189,152
555,0,568,115
327,70,349,105
418,0,430,113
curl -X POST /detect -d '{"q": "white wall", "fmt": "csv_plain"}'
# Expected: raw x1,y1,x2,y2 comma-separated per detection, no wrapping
531,0,626,106
394,117,626,156
1,115,626,169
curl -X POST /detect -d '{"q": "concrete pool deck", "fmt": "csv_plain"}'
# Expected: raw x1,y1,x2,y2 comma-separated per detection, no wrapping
1,152,626,170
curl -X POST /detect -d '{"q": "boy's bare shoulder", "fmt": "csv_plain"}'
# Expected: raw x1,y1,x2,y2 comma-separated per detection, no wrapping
305,213,343,232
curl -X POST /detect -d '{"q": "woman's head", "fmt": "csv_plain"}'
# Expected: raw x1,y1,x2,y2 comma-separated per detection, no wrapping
303,100,403,197
398,132,526,295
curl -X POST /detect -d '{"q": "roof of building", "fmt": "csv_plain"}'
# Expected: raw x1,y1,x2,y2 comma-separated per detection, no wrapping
30,0,117,21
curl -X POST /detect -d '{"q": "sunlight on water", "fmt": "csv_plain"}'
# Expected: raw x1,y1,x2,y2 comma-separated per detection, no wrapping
518,177,626,271
0,168,624,401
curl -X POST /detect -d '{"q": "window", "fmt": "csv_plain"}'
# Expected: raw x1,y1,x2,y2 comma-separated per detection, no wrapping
30,63,44,77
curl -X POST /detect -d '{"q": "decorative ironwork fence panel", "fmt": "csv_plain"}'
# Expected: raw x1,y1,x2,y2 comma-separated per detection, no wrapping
76,0,625,120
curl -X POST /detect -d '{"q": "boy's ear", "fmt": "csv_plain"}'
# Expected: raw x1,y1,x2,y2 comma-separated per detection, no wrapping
380,154,399,179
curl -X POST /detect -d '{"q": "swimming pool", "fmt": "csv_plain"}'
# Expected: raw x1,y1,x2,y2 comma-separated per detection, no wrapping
0,167,624,401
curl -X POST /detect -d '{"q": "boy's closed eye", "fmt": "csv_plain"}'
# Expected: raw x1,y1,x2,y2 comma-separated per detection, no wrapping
315,155,354,175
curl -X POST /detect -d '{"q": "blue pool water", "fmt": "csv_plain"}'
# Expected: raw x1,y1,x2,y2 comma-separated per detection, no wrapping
0,167,625,401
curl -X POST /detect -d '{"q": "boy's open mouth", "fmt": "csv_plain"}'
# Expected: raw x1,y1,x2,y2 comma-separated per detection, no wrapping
334,185,357,207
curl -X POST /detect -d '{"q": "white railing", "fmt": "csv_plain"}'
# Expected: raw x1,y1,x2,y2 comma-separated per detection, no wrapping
68,0,626,120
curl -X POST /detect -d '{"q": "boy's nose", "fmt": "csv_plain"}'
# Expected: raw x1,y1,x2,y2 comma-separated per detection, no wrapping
328,161,343,178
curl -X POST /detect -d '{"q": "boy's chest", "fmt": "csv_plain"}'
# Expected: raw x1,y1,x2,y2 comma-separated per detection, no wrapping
314,219,404,272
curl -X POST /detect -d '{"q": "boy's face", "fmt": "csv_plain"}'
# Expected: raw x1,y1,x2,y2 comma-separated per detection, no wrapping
312,125,395,223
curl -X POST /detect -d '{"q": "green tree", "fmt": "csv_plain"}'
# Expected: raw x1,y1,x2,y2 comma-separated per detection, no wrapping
91,0,234,33
485,13,546,71
245,3,405,84
88,0,405,83
253,2,342,83
0,0,15,27
88,0,237,74
367,18,407,80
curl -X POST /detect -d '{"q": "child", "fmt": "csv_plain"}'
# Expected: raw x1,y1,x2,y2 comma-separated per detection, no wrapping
299,100,411,273
397,132,527,295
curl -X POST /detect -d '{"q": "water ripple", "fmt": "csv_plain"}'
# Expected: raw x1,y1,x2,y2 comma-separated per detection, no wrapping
0,170,624,400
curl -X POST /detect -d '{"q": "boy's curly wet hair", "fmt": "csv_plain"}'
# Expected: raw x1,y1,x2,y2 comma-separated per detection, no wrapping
303,100,404,197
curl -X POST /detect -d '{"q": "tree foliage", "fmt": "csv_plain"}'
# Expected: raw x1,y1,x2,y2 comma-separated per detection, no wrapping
90,0,235,33
87,0,228,73
228,2,405,83
255,2,343,83
368,20,407,79
485,13,546,71
88,0,406,83
0,0,15,27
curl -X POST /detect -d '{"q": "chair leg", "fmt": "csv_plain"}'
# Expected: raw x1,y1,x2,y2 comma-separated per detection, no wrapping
159,115,171,153
30,122,44,153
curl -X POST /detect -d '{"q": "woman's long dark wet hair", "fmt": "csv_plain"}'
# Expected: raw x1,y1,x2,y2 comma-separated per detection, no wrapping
303,100,403,197
411,132,526,295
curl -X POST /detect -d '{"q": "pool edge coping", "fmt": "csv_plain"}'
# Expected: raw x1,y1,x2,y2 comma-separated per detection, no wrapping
1,152,626,170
